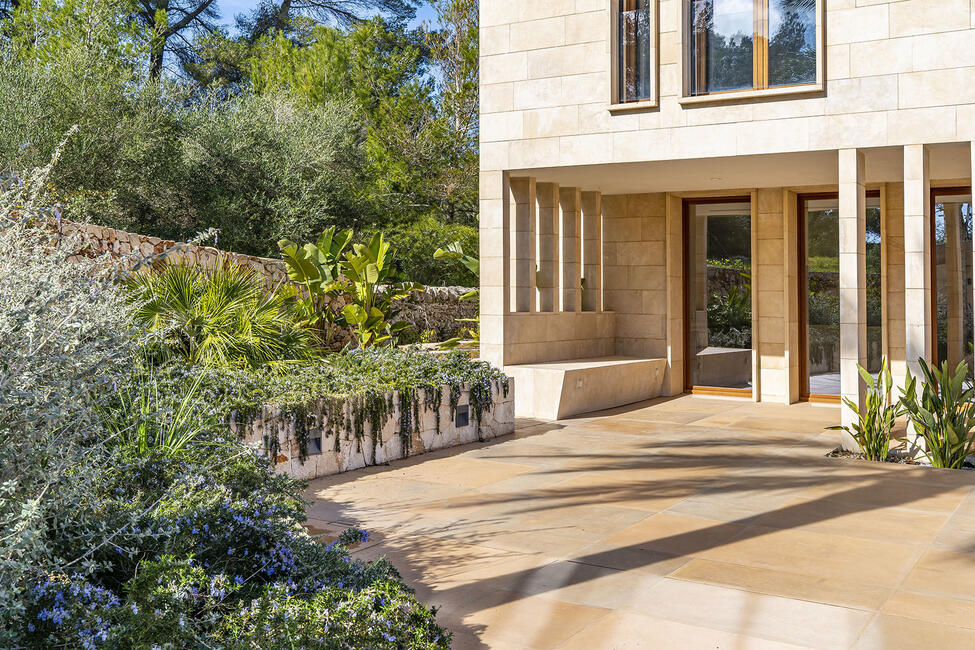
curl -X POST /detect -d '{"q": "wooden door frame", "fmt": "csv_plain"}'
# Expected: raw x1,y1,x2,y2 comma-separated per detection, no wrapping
682,195,754,397
796,190,881,403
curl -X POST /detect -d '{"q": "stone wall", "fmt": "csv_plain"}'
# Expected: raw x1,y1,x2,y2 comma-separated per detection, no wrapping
232,381,514,479
56,219,477,341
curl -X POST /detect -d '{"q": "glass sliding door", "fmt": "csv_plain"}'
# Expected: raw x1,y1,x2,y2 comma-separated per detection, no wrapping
799,193,882,399
932,189,974,375
684,199,753,393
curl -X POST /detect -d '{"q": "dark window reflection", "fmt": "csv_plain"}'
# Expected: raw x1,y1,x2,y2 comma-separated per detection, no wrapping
803,197,882,397
934,196,974,377
769,0,817,87
690,0,754,94
687,201,753,390
619,0,652,102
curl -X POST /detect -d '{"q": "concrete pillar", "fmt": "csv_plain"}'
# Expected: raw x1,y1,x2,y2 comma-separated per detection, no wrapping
945,202,965,368
904,145,932,380
839,149,867,436
479,171,509,369
509,178,536,313
559,187,583,312
581,191,602,312
883,182,908,388
535,183,560,312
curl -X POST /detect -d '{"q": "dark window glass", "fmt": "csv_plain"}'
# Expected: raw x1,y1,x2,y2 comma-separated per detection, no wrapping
687,201,753,390
933,194,974,377
618,0,652,102
768,0,817,87
802,197,882,397
690,0,754,94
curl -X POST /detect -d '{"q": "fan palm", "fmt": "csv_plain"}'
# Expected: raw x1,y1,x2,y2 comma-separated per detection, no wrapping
126,261,316,367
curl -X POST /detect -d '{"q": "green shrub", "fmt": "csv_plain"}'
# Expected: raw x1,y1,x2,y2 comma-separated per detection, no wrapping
830,358,902,461
126,261,317,367
901,359,975,469
1,193,449,648
707,282,752,348
376,217,479,286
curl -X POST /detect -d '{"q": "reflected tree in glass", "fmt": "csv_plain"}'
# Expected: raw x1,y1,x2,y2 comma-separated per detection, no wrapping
769,0,817,87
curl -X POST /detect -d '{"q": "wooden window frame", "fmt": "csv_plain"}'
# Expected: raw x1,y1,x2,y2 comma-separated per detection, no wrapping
680,0,824,105
682,195,754,397
928,186,974,365
796,190,881,404
609,0,659,112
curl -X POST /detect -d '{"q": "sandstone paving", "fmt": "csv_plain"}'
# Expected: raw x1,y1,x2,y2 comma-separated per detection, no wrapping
304,395,975,648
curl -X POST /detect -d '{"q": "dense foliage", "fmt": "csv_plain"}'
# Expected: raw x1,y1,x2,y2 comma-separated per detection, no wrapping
0,0,479,286
0,219,450,645
127,261,317,366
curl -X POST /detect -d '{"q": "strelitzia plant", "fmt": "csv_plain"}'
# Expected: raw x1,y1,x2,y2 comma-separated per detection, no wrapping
900,358,975,469
278,226,353,348
340,232,423,347
830,358,902,461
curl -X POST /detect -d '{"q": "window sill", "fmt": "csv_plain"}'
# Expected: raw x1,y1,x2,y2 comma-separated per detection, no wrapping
679,83,823,106
608,99,659,113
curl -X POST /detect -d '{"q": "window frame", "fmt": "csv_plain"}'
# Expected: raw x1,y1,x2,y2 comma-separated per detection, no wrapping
679,0,824,104
609,0,659,112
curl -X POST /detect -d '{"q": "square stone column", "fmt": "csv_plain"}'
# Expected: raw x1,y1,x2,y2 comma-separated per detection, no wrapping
904,145,932,380
479,171,509,368
535,182,560,312
558,187,582,312
839,149,867,435
581,191,602,312
509,177,536,313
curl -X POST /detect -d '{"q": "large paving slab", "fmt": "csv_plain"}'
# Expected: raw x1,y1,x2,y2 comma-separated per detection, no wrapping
304,395,975,649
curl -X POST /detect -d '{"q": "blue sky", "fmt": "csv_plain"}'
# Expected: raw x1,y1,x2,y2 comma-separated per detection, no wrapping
216,1,438,31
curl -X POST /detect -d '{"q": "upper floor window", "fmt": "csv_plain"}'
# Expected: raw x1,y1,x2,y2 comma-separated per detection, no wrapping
618,0,653,103
688,0,818,97
612,0,657,108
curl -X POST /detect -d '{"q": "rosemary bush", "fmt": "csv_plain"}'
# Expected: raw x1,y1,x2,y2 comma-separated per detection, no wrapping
0,170,449,646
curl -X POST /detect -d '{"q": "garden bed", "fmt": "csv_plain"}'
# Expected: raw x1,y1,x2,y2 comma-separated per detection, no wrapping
235,381,514,479
213,348,514,480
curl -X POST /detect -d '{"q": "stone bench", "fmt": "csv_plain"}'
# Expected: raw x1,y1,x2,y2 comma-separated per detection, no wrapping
505,356,667,420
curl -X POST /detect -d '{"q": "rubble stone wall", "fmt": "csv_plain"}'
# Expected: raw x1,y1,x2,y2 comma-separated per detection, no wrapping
58,219,477,341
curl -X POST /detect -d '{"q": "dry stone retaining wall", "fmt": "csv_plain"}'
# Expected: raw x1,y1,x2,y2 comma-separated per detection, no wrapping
56,219,477,341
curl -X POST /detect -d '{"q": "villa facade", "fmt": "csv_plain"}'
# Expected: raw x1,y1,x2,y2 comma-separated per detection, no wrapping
478,0,975,426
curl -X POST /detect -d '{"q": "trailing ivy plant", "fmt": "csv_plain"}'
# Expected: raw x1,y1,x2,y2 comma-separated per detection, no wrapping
829,358,902,461
900,358,975,469
340,232,423,347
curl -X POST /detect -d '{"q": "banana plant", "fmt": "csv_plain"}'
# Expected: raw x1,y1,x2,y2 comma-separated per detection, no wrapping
278,226,353,348
340,232,423,347
434,241,479,350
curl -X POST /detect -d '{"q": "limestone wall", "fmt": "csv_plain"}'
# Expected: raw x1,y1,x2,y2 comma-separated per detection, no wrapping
55,219,477,341
232,381,515,479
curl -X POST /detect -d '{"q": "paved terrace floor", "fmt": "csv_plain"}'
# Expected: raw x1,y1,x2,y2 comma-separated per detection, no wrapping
305,396,975,649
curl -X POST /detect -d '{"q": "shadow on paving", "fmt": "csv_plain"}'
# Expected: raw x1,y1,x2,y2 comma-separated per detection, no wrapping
305,399,975,649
